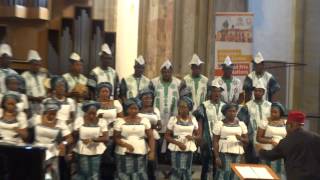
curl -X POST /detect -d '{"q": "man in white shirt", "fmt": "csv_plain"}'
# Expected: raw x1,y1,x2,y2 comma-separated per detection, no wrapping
212,56,242,104
0,43,18,93
243,52,280,102
182,54,208,111
22,50,48,114
63,52,88,101
238,79,272,163
89,43,119,99
120,55,153,101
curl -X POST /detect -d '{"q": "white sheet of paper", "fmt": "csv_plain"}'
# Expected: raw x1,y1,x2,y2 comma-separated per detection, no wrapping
124,136,147,155
36,126,60,140
252,167,274,179
235,166,258,179
79,127,100,139
97,109,117,119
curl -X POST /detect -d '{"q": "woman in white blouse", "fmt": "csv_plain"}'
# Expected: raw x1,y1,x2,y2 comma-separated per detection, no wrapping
137,88,161,180
1,74,30,116
95,82,123,179
256,102,286,179
73,101,108,180
0,92,28,144
114,98,155,180
213,103,248,180
44,76,76,130
96,82,123,136
165,96,199,180
34,99,73,180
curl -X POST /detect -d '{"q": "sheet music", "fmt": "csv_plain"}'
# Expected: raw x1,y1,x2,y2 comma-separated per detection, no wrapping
79,126,100,139
252,167,274,179
235,166,258,179
235,165,274,179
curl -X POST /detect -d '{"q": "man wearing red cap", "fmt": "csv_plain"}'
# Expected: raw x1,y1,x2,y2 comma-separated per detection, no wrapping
258,111,320,180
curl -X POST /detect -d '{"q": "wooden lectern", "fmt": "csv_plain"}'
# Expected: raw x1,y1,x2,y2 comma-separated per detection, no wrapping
231,163,280,180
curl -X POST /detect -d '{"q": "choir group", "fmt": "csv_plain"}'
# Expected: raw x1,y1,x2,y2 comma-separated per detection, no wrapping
0,42,290,180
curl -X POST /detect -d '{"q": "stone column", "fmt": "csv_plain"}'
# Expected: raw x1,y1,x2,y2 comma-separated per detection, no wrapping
138,0,175,78
293,0,320,121
291,0,320,132
139,0,215,79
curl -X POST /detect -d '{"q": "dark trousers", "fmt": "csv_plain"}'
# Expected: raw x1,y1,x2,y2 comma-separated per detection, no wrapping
157,133,170,165
244,142,260,163
147,138,159,180
100,138,116,180
59,156,71,180
147,160,157,180
0,154,9,180
200,143,216,180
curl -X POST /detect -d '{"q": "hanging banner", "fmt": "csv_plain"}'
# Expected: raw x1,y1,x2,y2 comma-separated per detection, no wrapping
214,12,254,79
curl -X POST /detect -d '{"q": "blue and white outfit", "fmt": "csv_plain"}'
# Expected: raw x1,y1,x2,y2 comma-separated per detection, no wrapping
237,98,271,163
213,120,247,180
259,120,287,179
34,123,71,180
46,97,76,130
167,116,198,180
114,117,151,180
0,109,28,144
73,117,108,180
193,100,225,180
138,107,161,140
0,92,29,113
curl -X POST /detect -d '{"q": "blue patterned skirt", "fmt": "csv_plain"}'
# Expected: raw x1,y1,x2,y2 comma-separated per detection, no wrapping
75,154,101,180
214,153,241,180
170,151,193,180
115,154,148,180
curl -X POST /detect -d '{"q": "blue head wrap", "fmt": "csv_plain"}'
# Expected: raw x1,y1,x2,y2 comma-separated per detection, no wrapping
43,98,61,112
50,75,68,92
271,102,286,117
178,96,194,111
96,82,113,97
1,91,21,108
123,98,141,116
82,101,101,112
221,103,239,116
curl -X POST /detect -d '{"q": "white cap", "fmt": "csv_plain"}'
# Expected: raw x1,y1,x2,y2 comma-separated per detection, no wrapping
69,52,81,61
160,59,172,70
253,52,264,64
223,56,233,66
99,43,112,56
0,43,12,57
253,79,266,90
189,54,204,66
211,80,224,90
27,50,41,62
135,55,145,65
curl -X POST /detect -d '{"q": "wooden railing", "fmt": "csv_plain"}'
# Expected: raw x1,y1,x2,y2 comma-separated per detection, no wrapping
1,0,47,7
0,0,50,20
